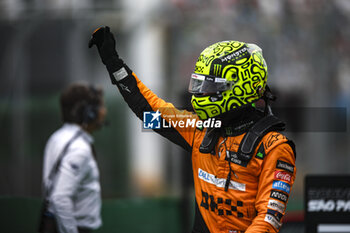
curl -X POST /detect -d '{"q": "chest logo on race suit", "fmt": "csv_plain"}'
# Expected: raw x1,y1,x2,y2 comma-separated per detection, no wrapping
198,168,246,191
225,151,249,167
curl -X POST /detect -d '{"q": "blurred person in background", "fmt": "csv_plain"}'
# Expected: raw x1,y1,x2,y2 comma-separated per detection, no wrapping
89,26,296,233
40,83,106,233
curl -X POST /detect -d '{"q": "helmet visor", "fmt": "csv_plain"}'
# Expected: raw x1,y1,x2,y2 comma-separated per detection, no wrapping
188,73,233,94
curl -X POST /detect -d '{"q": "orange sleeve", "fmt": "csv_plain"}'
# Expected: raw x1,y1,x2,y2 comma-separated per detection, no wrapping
116,71,196,150
134,74,197,145
245,140,296,233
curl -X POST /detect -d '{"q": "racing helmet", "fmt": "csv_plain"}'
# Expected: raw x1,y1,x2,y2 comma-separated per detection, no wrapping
188,41,268,120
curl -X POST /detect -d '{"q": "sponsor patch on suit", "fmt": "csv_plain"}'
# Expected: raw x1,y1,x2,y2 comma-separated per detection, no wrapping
272,180,291,194
267,209,284,222
270,190,289,203
264,213,282,230
274,170,292,183
276,160,294,173
198,168,246,191
268,199,286,213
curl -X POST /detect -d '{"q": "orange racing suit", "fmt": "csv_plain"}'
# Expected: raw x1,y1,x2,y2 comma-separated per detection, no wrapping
112,67,296,233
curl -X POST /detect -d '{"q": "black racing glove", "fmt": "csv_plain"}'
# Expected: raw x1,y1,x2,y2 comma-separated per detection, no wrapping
89,26,131,84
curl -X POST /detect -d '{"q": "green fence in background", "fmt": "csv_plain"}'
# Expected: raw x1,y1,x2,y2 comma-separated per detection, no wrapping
0,197,182,233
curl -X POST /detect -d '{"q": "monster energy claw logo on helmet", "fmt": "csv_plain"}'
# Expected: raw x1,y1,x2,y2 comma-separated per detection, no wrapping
188,41,268,120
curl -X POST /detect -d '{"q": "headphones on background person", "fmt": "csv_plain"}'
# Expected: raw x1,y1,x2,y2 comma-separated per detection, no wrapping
69,85,102,125
82,103,99,124
82,86,101,124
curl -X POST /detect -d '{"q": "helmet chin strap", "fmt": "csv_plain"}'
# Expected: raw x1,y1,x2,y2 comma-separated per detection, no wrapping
263,85,276,116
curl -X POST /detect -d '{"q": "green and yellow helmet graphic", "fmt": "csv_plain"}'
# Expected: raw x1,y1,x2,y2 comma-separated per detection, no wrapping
188,41,268,120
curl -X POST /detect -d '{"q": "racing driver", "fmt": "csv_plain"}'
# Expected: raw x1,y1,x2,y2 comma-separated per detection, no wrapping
89,26,296,233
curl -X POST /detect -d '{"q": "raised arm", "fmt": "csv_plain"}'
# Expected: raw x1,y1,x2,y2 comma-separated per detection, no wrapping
89,26,196,151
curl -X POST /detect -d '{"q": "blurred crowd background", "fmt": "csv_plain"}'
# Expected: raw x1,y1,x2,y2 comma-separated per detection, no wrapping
1,0,350,232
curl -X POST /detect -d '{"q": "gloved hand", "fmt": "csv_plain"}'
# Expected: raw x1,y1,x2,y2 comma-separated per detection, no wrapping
88,26,119,67
89,26,132,84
